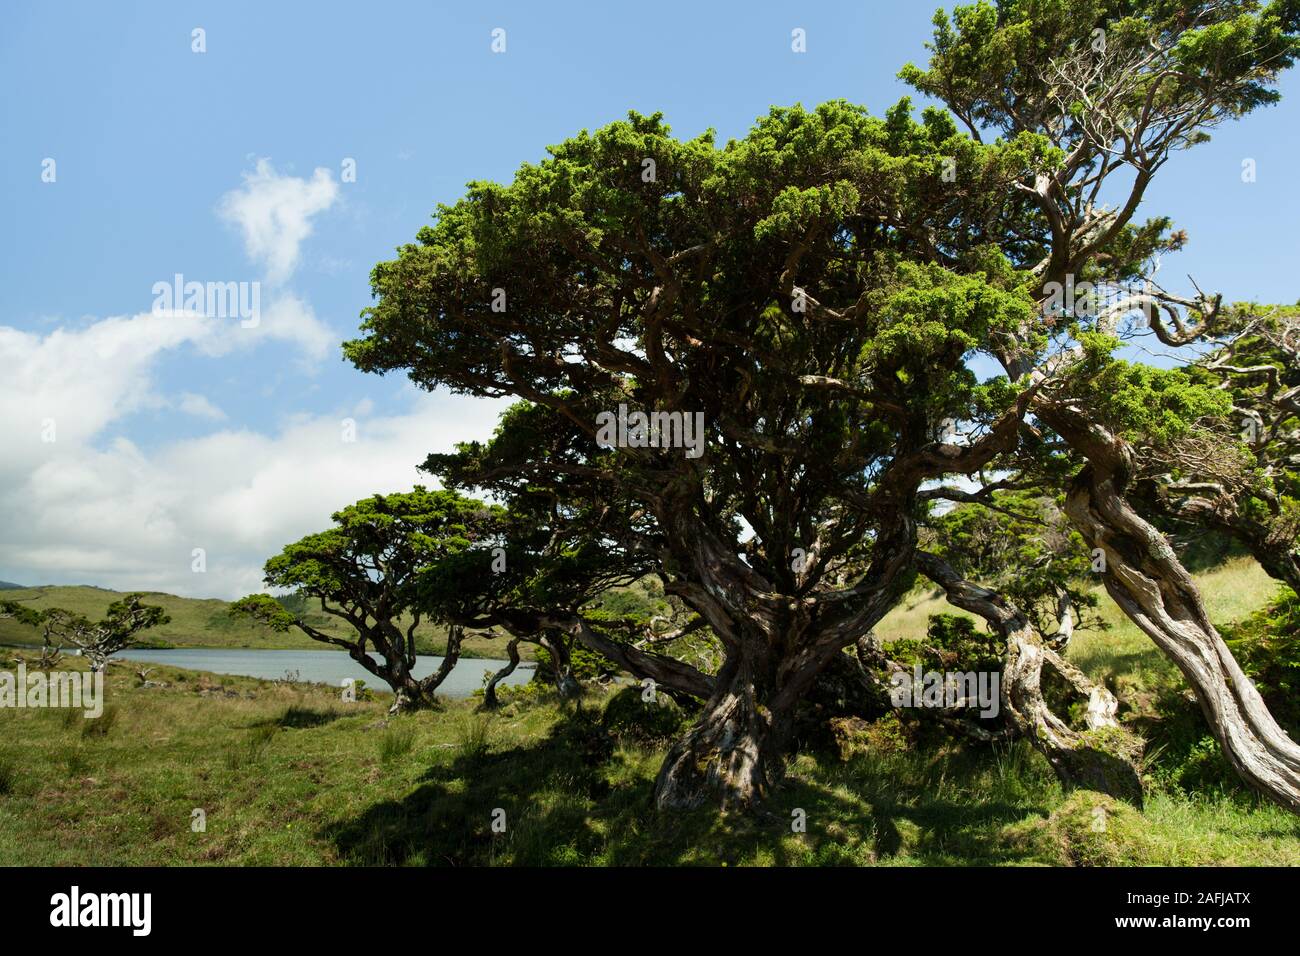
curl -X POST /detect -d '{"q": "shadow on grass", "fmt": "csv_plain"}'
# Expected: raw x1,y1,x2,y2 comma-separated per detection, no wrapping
249,705,352,731
321,707,1054,866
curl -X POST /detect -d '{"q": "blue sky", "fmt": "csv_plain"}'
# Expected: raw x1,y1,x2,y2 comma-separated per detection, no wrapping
1,1,1297,597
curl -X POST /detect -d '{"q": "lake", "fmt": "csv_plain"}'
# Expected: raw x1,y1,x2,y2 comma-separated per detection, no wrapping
115,648,534,698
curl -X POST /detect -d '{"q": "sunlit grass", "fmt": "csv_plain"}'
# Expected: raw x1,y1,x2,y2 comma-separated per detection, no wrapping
0,635,1296,866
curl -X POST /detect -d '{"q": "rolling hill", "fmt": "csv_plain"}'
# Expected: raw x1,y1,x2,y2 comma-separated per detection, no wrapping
0,584,519,659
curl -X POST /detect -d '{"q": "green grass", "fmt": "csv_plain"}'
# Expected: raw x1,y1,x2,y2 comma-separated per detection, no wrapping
0,558,1295,866
0,584,524,660
1,646,1297,866
877,556,1281,690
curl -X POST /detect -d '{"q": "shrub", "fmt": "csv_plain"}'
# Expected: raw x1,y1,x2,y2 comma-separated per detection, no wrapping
1225,587,1300,732
453,713,493,762
601,686,687,745
829,712,913,760
888,614,1004,674
225,724,277,770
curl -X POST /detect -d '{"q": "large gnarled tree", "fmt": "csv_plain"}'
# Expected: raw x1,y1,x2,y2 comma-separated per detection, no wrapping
346,0,1300,810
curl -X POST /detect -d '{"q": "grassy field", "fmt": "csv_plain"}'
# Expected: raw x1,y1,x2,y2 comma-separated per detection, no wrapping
1,653,1296,866
0,584,523,660
0,558,1296,866
877,556,1283,681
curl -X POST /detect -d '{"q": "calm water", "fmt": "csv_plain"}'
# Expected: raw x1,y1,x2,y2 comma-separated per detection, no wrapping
115,648,534,698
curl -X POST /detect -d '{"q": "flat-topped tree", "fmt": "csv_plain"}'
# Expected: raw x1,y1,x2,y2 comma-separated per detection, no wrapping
0,599,40,627
232,488,511,714
39,594,169,673
0,599,63,668
346,98,1049,810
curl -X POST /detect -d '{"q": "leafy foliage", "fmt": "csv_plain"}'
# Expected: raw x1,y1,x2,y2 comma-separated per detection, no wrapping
1226,587,1300,729
887,613,1007,674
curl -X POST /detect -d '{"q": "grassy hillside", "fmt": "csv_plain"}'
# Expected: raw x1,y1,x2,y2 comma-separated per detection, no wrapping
0,585,524,661
0,651,1296,865
3,558,1280,667
876,556,1281,677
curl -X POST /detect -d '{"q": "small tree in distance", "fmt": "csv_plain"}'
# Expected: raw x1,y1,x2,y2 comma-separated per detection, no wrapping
232,487,511,714
40,594,170,673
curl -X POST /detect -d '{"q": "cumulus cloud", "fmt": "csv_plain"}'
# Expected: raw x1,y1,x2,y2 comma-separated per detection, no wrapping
0,309,334,461
245,292,336,365
0,314,508,597
0,159,471,597
217,159,339,284
0,312,218,452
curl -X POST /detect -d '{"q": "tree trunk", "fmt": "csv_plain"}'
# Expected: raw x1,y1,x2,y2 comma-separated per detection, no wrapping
384,653,429,715
644,507,916,812
653,645,791,812
540,633,582,699
388,681,426,716
1065,461,1300,812
482,636,522,710
916,551,1144,804
385,623,466,715
1002,629,1143,805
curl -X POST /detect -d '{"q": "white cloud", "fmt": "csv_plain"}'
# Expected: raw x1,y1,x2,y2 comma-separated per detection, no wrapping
217,159,339,284
0,314,509,597
0,312,217,451
0,310,333,461
245,293,336,366
0,159,458,598
176,392,226,421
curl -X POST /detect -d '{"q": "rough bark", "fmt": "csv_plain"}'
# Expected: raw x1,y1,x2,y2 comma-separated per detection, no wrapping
538,632,583,699
916,551,1144,805
1064,458,1300,811
646,509,917,811
385,623,465,715
481,636,523,710
652,642,790,811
